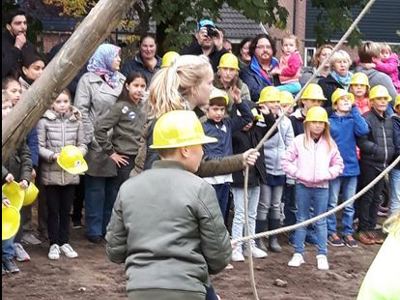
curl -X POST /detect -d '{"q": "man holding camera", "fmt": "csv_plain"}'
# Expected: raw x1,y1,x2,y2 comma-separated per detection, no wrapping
181,19,227,72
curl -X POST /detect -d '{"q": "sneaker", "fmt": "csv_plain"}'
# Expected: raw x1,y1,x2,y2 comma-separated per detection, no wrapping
72,220,83,229
13,243,31,262
21,233,42,245
288,253,305,267
48,244,61,260
231,247,245,262
224,263,234,270
343,235,358,248
316,254,329,270
367,231,384,244
354,231,375,245
60,244,78,258
3,259,20,273
86,235,103,244
244,245,268,259
328,233,345,247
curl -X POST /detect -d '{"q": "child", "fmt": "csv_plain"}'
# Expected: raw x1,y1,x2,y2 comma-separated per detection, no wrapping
37,89,87,260
202,88,253,224
95,72,148,197
271,34,303,95
356,85,395,245
349,72,370,114
283,106,344,270
374,43,400,93
327,88,369,248
105,110,231,300
390,95,400,215
279,90,295,116
256,86,294,253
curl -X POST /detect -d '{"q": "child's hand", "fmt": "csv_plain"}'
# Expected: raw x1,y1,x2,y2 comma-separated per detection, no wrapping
229,86,241,103
2,198,11,207
5,173,15,183
258,104,270,115
242,148,260,167
19,180,29,190
363,63,376,69
110,153,129,168
52,153,60,161
31,168,36,180
270,68,281,75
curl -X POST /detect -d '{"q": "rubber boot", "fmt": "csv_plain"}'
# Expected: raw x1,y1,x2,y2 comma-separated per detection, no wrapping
255,219,268,251
268,218,282,253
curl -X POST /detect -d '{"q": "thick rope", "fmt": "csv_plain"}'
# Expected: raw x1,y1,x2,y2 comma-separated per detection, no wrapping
241,1,377,298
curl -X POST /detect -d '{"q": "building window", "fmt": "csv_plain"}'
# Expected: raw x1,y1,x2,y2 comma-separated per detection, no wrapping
304,47,316,67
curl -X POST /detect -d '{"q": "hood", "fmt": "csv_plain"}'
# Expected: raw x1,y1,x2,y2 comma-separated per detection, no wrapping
43,105,82,121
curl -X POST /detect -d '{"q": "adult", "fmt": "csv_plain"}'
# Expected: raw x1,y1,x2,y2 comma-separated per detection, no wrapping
300,44,334,86
238,37,252,68
74,43,126,244
239,34,279,102
180,19,227,72
2,9,36,78
318,50,353,107
121,34,161,84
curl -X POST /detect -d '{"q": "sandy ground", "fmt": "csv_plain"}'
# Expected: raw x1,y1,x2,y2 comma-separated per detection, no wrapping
2,227,379,300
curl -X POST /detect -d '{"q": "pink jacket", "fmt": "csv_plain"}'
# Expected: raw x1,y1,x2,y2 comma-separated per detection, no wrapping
354,97,370,115
282,134,344,188
279,51,303,84
375,53,400,92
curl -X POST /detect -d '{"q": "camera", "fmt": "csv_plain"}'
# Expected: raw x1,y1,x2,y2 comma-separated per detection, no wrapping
205,26,219,38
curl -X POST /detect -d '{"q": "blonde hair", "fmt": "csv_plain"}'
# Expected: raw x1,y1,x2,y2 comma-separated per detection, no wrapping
329,50,352,69
358,41,381,63
282,33,300,49
312,44,334,67
379,42,392,54
303,122,334,151
149,55,213,119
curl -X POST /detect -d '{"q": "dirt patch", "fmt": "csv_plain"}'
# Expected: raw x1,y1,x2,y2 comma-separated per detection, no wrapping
2,228,379,300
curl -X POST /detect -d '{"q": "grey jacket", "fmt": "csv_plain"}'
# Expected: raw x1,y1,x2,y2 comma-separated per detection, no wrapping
37,107,87,185
74,71,125,177
106,160,231,295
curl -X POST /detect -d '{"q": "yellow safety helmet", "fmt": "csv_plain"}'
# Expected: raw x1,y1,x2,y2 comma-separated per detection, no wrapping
369,85,392,101
395,94,400,109
209,87,229,106
57,145,88,175
350,72,370,88
2,205,21,240
304,106,329,123
251,108,265,122
23,182,39,207
218,53,240,70
161,51,180,68
2,181,24,210
300,83,327,101
258,86,280,104
150,110,217,149
279,91,295,105
331,88,355,106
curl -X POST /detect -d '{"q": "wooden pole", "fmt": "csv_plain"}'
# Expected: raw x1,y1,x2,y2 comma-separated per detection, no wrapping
2,0,135,161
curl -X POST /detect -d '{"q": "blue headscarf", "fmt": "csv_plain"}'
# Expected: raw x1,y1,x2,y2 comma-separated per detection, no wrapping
87,44,121,88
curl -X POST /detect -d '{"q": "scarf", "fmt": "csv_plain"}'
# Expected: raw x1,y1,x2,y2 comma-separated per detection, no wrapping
249,56,279,86
330,70,352,90
87,44,121,88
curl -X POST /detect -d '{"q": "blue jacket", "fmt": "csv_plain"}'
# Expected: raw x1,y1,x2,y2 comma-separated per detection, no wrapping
329,107,369,176
392,114,400,170
121,53,161,84
202,102,252,159
27,127,39,168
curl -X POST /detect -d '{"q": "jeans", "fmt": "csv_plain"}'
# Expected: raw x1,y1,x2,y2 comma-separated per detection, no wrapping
389,168,400,215
84,175,120,237
212,183,231,221
276,82,301,95
293,184,329,255
257,184,283,221
231,186,260,246
327,176,357,236
2,237,15,260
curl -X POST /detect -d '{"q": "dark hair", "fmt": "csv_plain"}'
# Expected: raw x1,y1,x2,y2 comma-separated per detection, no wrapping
239,37,252,51
5,9,26,25
249,34,276,57
2,76,19,90
118,71,148,102
209,97,227,107
139,34,156,47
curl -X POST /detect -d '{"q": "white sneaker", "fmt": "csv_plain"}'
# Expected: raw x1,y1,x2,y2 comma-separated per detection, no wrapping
288,253,305,267
60,244,78,258
316,255,329,270
244,245,268,259
231,247,245,262
48,244,60,260
14,243,31,262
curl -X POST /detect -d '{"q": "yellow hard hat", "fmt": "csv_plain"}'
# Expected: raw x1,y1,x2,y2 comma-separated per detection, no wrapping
331,88,355,105
2,205,21,240
2,181,24,210
23,182,39,207
258,86,280,104
251,108,265,122
218,53,240,70
350,72,370,88
395,94,400,108
150,110,218,149
57,145,88,175
300,83,327,101
209,87,229,106
304,106,329,123
279,91,295,105
161,51,180,68
369,85,392,101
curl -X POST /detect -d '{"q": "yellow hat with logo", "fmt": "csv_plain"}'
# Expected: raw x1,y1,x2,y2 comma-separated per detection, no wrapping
150,110,218,149
2,181,24,210
2,205,21,240
350,72,370,88
57,145,88,175
23,182,39,207
369,85,392,101
279,91,295,105
258,86,280,104
304,106,329,123
161,51,180,68
218,53,239,70
300,83,327,101
331,88,355,105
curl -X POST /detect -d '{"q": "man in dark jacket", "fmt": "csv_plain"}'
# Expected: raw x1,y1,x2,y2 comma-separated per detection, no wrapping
181,19,227,72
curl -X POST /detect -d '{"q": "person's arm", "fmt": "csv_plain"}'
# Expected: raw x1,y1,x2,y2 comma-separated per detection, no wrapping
2,41,22,78
327,145,344,180
76,119,88,157
281,139,299,178
18,140,33,183
351,106,370,137
74,75,95,145
229,100,253,133
94,105,121,155
375,55,398,74
37,119,56,162
280,52,303,77
26,128,39,168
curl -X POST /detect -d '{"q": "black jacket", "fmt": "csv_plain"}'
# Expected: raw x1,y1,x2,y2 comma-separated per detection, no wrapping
391,114,400,170
318,74,344,108
2,140,32,184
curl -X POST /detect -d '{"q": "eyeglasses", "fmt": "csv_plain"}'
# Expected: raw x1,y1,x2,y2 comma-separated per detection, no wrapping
256,45,272,50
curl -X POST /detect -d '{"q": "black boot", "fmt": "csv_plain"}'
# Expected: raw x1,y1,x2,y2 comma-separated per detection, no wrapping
268,219,282,253
255,219,268,251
